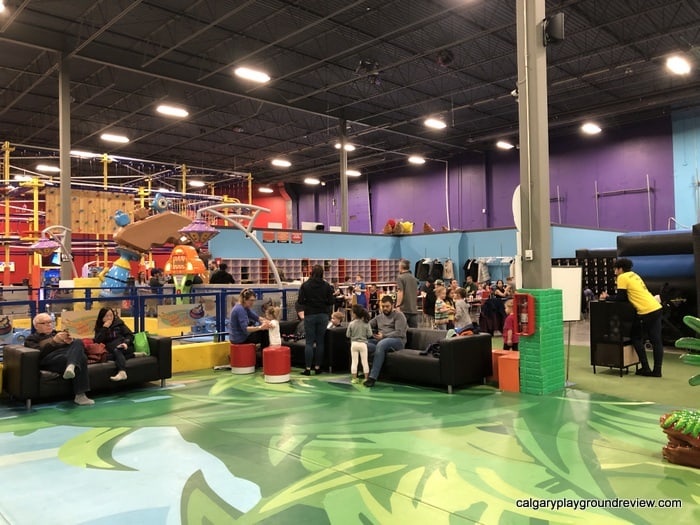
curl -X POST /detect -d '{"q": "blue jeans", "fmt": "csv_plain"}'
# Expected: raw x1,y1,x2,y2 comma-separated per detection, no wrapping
304,313,329,369
367,337,403,380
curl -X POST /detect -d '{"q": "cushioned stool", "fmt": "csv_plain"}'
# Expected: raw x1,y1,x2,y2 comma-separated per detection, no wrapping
230,343,256,374
498,351,520,392
489,349,511,383
263,346,291,383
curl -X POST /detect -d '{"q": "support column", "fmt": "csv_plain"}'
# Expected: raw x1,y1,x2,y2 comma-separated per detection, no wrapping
518,289,565,394
516,2,564,395
516,0,552,288
338,119,348,232
58,57,72,281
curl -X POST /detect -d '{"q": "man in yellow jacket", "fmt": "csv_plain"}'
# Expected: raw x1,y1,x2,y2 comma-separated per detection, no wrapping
600,258,663,377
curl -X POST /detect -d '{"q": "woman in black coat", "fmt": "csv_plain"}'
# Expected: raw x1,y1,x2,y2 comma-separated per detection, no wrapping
94,307,135,382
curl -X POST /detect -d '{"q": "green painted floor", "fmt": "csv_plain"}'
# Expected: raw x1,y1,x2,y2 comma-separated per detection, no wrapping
0,369,699,524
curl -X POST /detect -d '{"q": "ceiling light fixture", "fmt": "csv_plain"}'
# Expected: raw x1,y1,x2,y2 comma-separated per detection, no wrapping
666,55,691,75
259,186,274,193
70,150,98,158
496,140,515,150
271,158,291,168
408,156,426,165
334,142,356,151
304,177,320,185
188,180,206,188
346,169,361,177
13,174,32,181
424,117,447,129
234,67,271,83
0,2,5,14
157,104,189,118
36,164,60,173
581,122,602,135
100,133,129,143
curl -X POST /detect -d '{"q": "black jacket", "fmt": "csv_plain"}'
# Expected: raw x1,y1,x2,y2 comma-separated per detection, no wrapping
94,317,135,353
298,277,335,315
24,330,75,361
209,270,235,284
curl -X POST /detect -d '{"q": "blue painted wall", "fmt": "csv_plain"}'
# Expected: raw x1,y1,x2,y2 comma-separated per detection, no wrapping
672,108,700,229
210,225,620,284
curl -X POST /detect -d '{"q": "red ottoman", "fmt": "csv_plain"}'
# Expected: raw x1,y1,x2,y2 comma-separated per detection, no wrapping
263,346,291,383
230,343,256,374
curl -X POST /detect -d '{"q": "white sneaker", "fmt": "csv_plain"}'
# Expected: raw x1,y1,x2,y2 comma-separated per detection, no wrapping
74,393,95,406
110,370,128,382
133,352,147,358
63,364,76,380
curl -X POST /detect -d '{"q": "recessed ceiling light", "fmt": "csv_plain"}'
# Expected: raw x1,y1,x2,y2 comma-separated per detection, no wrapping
271,159,291,167
36,164,60,172
424,117,447,129
259,186,274,193
157,104,189,118
334,142,356,151
408,156,426,164
496,140,515,150
666,55,691,75
234,67,271,83
581,122,602,135
346,169,361,177
188,180,205,188
100,133,129,143
304,177,320,185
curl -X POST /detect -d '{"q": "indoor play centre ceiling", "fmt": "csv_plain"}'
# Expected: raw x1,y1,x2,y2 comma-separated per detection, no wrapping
1,0,700,188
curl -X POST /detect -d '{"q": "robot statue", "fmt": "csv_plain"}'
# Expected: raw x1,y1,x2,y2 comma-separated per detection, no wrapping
659,315,700,468
98,193,192,297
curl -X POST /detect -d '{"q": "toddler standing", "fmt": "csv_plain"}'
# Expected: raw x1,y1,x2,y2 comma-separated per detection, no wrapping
265,305,282,346
346,304,372,383
503,299,519,350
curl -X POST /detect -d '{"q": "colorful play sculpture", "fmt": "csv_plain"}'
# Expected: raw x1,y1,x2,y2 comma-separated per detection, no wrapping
98,194,193,297
673,315,700,386
660,410,700,469
659,315,700,468
164,244,206,299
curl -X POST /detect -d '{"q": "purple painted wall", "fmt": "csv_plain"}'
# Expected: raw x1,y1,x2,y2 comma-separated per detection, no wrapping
290,116,675,233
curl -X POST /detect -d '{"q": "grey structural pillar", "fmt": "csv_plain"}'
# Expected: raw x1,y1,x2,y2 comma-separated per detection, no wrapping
516,0,552,288
58,56,73,281
338,119,349,232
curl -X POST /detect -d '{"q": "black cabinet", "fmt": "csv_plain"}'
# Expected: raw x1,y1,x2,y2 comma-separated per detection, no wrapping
589,301,640,376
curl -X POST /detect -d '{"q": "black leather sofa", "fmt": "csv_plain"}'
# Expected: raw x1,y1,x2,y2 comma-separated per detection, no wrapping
381,329,492,393
2,335,172,410
281,320,493,393
279,321,349,372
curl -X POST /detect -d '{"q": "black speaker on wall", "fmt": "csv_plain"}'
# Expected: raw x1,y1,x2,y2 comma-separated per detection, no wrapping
543,12,565,46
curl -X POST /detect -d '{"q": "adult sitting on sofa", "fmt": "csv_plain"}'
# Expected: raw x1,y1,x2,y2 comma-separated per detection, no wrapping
4,316,172,411
24,312,94,406
364,295,407,388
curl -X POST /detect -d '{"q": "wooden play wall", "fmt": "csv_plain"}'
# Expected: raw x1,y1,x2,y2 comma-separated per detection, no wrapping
45,188,134,234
